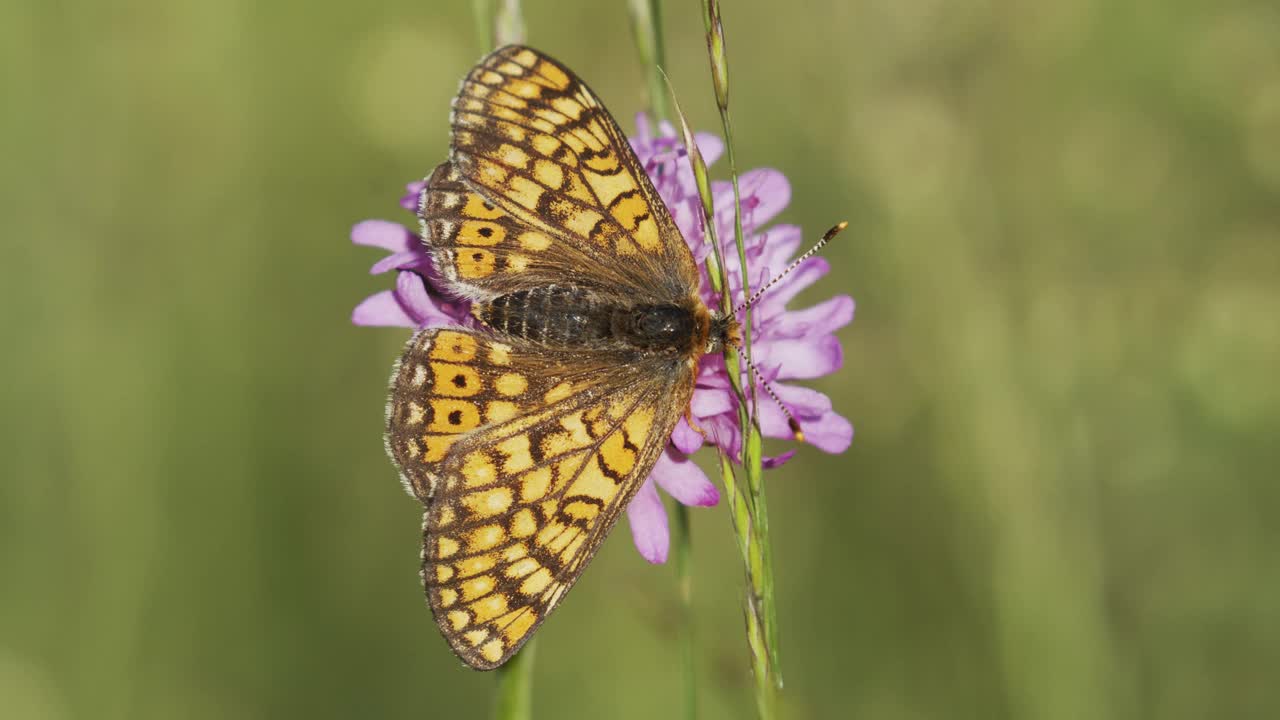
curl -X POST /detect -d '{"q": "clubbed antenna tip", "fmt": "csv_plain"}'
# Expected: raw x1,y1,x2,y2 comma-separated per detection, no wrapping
740,357,807,445
733,221,849,316
787,417,805,444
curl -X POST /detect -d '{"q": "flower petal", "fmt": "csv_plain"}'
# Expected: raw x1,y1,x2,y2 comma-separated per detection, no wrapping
751,224,803,280
739,169,791,230
395,271,430,322
703,414,743,459
672,201,703,252
399,181,426,211
691,387,735,417
754,384,829,437
671,417,704,455
705,224,804,314
799,411,853,453
754,335,844,380
649,122,721,161
762,450,796,469
652,449,719,507
694,132,724,167
394,271,462,328
754,384,853,453
710,180,737,228
351,290,416,327
772,383,833,418
626,478,669,564
756,258,830,313
764,295,855,339
631,112,652,142
370,249,426,275
352,220,413,252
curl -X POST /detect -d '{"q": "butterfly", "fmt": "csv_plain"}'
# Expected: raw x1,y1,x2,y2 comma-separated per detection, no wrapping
384,45,740,670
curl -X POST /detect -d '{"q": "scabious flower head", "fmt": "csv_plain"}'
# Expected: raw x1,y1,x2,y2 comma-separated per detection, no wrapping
352,115,852,564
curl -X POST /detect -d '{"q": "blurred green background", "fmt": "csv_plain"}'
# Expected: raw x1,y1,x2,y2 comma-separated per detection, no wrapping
4,0,1279,718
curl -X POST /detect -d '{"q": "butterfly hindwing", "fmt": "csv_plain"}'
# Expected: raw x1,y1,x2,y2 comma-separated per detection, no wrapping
387,327,693,669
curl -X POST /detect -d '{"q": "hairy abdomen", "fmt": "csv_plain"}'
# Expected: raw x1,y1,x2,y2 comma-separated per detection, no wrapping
474,285,613,346
475,286,704,356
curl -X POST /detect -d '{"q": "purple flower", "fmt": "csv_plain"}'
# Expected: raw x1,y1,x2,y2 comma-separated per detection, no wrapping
350,182,471,329
352,116,852,565
626,115,854,560
630,116,854,451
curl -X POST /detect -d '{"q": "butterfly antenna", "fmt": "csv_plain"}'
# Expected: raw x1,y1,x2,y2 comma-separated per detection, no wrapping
732,221,847,316
727,337,806,443
724,221,846,443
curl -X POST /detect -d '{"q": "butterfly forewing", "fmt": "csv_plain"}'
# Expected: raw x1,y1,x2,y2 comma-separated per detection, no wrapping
447,45,699,303
420,161,626,299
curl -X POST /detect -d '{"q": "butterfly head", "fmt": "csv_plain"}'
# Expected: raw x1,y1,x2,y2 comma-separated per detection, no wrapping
677,292,734,357
708,311,742,355
692,217,843,445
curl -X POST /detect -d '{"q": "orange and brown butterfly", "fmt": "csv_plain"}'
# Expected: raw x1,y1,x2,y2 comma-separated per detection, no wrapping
384,45,740,670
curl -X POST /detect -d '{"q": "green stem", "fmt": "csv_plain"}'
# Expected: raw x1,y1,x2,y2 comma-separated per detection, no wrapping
717,452,753,575
666,52,776,720
494,0,525,46
720,117,759,422
627,0,671,123
745,603,776,719
700,0,781,712
746,432,780,685
472,0,525,50
471,0,495,50
493,640,536,720
718,454,773,720
717,63,781,696
673,502,697,720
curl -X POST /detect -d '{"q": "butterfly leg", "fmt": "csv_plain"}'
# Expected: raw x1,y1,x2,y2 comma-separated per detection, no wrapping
684,407,709,442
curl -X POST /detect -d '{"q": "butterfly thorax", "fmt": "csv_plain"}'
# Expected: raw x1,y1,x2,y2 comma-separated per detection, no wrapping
472,285,732,358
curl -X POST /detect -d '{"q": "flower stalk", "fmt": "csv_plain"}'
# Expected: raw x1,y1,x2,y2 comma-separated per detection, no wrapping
626,0,671,124
471,0,493,50
472,0,526,49
700,0,781,715
493,639,536,720
494,0,525,46
665,73,777,720
672,501,697,720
